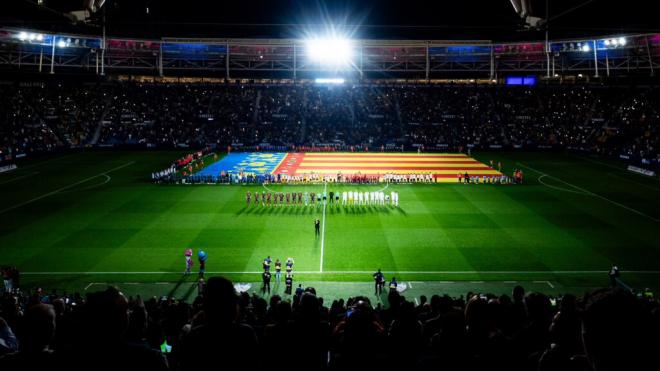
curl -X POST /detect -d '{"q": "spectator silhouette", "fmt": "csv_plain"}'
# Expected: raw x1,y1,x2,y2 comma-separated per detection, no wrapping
178,276,257,370
581,288,658,371
62,287,168,371
0,304,55,367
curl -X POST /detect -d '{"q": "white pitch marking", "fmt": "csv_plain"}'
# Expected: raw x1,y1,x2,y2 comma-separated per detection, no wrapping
84,282,96,290
320,182,327,272
20,270,660,275
0,171,39,185
414,298,419,306
0,161,134,215
407,281,413,289
537,174,587,195
533,280,555,288
518,162,660,224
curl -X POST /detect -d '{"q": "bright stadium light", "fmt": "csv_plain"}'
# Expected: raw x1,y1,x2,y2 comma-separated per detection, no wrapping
618,37,626,45
57,40,67,48
36,33,44,42
18,31,28,41
604,39,610,46
611,38,618,46
315,77,345,84
305,36,354,68
582,44,590,52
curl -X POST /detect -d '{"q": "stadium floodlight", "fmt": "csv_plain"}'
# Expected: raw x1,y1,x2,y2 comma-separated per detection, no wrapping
315,77,345,84
57,40,67,48
18,31,28,41
582,44,590,52
604,39,611,46
305,36,354,69
618,37,626,46
36,34,44,42
611,38,618,46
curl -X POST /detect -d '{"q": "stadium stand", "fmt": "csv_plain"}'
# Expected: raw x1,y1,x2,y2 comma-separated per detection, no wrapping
1,82,658,171
1,276,659,370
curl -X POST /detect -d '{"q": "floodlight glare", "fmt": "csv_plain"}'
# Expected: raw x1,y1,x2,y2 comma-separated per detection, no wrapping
36,34,44,42
611,38,618,46
582,44,590,52
306,36,353,68
618,37,626,45
18,31,28,41
604,39,610,46
315,78,345,84
57,40,67,48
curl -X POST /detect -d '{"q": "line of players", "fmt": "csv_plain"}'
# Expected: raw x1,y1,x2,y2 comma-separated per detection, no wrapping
261,256,295,295
246,190,399,207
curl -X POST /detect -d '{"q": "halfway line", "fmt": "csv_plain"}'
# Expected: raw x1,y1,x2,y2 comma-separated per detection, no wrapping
320,182,327,272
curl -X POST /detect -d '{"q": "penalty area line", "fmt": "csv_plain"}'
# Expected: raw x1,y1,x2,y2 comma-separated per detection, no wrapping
518,162,660,224
0,161,134,215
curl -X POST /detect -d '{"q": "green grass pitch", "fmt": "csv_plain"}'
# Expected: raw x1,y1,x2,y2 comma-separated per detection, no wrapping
2,150,660,298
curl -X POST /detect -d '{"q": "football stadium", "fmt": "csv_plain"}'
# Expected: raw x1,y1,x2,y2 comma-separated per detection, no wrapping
1,1,660,369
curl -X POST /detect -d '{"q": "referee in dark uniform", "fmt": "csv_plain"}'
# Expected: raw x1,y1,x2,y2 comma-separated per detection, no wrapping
315,219,320,236
262,270,271,295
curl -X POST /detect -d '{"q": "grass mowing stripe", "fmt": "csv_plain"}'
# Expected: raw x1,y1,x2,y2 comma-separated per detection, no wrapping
20,270,660,274
0,171,39,185
0,161,134,215
518,162,660,224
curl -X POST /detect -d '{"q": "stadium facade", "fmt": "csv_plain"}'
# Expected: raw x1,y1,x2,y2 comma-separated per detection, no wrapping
1,27,659,79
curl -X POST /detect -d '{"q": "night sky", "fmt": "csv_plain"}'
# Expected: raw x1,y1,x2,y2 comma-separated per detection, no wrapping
3,0,659,41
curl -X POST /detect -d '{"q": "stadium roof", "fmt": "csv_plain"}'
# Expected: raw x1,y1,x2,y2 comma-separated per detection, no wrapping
3,0,659,42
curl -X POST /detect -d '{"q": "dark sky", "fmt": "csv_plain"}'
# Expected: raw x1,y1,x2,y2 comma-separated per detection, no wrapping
3,0,659,41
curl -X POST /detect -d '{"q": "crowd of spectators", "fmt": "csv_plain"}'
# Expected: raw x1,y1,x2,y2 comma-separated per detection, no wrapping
1,276,659,370
1,82,658,169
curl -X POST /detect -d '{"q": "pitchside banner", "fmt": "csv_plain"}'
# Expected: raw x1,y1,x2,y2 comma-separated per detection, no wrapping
627,165,656,177
0,164,17,173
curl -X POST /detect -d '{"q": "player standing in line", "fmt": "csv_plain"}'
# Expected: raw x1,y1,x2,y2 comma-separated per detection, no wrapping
262,270,271,295
254,192,260,206
184,248,194,275
285,257,294,275
274,259,282,283
342,191,347,205
285,192,290,205
304,191,309,206
279,192,284,206
266,192,272,206
373,269,385,295
262,190,266,206
246,191,251,206
298,192,303,206
198,250,208,279
263,256,272,272
285,273,293,295
311,192,316,205
389,277,398,293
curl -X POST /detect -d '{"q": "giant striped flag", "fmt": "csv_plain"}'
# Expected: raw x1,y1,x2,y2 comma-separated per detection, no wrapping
273,152,502,182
